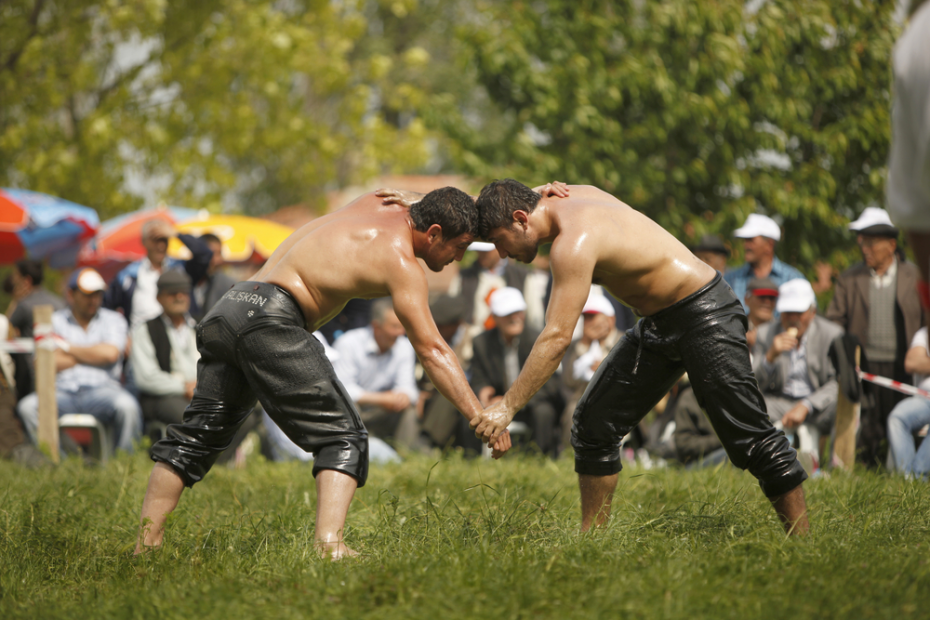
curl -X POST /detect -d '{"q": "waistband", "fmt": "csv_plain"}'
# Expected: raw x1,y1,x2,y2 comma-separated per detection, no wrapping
218,281,306,328
646,273,739,327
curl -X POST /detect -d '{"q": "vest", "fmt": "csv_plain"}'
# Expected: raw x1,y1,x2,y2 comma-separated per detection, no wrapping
146,316,172,374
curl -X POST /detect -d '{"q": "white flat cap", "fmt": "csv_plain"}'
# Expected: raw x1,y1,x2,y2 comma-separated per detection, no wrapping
775,278,816,314
734,214,781,241
489,287,527,317
582,294,615,317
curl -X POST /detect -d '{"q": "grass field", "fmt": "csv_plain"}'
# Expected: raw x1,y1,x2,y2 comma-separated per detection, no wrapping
1,450,929,619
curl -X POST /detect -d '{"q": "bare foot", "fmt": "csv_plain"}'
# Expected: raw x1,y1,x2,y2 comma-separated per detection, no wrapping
316,540,359,561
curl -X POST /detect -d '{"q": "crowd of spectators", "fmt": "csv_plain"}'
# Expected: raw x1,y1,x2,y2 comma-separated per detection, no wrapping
0,202,927,481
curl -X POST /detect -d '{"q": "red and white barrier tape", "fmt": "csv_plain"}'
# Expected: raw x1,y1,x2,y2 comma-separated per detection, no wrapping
0,338,35,353
858,368,930,400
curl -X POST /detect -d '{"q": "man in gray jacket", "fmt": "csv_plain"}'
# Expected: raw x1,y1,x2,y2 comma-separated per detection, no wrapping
753,279,843,471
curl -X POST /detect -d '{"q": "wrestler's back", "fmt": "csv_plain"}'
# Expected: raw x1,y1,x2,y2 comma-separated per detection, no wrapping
252,193,411,329
552,186,716,316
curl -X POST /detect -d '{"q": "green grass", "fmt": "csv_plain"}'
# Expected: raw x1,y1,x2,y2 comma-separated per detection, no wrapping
1,451,929,619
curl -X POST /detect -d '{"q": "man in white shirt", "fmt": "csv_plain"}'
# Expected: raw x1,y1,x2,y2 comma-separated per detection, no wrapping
131,270,200,430
887,327,930,477
333,298,423,451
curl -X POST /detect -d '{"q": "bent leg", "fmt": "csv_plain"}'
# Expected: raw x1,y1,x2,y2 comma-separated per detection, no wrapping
770,484,809,536
135,462,186,553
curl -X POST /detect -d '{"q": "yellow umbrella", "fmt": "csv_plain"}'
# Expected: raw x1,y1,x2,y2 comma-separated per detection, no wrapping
168,214,295,263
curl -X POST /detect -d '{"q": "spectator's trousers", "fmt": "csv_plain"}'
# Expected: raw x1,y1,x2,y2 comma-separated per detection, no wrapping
571,273,807,499
150,282,369,487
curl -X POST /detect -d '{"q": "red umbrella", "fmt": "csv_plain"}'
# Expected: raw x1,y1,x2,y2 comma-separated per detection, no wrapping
0,188,100,267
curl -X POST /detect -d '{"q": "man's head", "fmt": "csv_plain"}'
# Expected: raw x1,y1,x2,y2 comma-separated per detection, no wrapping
745,276,778,326
410,187,478,272
156,270,192,321
141,219,174,267
581,294,616,343
200,233,225,276
430,294,465,344
849,207,898,272
67,268,107,323
371,298,405,354
476,179,543,264
776,278,817,338
488,287,526,342
11,259,44,297
734,214,780,267
692,234,730,273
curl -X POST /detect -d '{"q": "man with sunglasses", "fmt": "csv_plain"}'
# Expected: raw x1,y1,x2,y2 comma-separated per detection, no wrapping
745,277,779,350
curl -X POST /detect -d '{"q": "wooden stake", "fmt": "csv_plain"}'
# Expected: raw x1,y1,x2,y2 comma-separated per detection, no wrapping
34,305,59,464
833,346,860,472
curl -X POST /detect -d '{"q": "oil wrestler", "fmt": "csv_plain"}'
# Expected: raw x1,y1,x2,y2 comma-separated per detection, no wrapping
133,185,546,559
462,180,809,535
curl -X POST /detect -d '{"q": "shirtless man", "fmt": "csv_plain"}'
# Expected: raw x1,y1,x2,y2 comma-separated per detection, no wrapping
134,186,529,559
467,180,809,535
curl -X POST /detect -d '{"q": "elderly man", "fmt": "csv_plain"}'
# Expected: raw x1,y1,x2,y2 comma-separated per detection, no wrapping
332,298,423,451
131,271,199,430
724,214,804,313
18,268,141,454
470,287,563,456
826,207,924,467
744,277,779,350
105,219,212,328
753,279,843,471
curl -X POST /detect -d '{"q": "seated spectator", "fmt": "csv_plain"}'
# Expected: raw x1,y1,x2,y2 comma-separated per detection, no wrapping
18,268,142,454
672,376,727,468
130,271,199,432
692,234,730,274
448,241,530,329
470,287,563,456
744,276,779,350
333,298,425,451
725,213,804,314
560,293,622,452
752,279,842,471
0,315,47,467
7,259,66,401
190,233,237,323
887,327,930,477
105,219,212,329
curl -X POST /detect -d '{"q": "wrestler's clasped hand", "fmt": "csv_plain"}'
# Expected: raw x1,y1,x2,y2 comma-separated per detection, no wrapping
490,429,512,459
532,181,570,198
471,401,514,449
375,188,421,208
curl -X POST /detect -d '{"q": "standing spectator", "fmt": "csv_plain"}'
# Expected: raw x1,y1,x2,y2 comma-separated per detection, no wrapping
692,234,730,274
744,277,779,350
6,260,66,401
18,268,141,454
332,298,424,451
887,327,930,477
470,287,563,456
449,242,530,329
131,271,199,431
887,0,930,291
724,214,804,313
105,219,212,328
189,233,237,323
560,293,622,452
753,279,843,471
826,207,924,467
0,315,47,467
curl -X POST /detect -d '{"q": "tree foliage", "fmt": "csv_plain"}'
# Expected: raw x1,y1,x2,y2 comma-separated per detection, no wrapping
0,0,432,217
439,0,899,271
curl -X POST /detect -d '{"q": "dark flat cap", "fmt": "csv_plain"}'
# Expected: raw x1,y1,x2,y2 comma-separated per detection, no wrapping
430,295,465,325
693,234,731,257
157,269,191,294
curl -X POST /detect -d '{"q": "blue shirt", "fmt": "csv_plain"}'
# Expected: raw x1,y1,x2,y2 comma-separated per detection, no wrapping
724,257,806,314
53,307,128,392
332,326,419,406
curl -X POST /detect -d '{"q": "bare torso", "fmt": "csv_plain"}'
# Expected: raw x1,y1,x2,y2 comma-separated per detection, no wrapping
252,193,418,330
547,186,716,316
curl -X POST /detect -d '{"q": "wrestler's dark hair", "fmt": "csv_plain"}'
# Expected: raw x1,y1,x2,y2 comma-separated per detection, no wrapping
15,259,44,287
475,179,541,239
409,187,478,240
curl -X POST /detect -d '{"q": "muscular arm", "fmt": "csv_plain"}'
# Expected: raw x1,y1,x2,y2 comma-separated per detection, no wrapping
472,240,595,442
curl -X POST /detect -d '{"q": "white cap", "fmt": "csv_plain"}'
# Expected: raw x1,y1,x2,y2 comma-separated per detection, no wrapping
582,294,615,317
69,268,106,294
775,278,816,314
734,214,781,241
489,287,526,317
467,241,496,252
848,207,898,237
